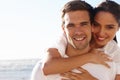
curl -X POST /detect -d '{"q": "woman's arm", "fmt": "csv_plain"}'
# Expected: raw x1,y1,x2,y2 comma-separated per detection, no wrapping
42,48,111,75
42,48,92,75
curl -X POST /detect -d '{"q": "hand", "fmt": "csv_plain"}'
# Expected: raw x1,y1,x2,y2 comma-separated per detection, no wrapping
60,67,98,80
88,49,112,68
115,75,120,80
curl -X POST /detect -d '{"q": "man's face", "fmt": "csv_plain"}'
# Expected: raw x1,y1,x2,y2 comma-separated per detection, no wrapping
62,11,92,50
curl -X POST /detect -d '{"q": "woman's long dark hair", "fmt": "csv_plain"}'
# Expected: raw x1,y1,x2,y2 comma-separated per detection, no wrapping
113,36,117,43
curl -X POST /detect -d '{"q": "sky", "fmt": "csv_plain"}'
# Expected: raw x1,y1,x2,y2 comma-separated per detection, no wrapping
0,0,120,60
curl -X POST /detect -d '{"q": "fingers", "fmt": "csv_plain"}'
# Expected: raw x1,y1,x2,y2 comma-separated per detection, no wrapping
91,49,112,61
101,62,110,68
96,52,111,68
76,67,87,73
99,52,113,61
90,50,112,68
61,71,82,80
61,78,69,80
95,52,111,68
96,50,111,60
101,55,112,61
61,72,72,78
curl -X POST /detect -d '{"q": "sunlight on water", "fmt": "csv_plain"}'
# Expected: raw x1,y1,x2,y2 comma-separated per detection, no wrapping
0,59,40,80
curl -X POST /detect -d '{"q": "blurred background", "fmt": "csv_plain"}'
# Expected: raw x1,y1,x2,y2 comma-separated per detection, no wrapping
0,0,119,80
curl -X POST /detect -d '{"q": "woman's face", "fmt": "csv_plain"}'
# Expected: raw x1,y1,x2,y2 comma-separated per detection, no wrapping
92,11,119,47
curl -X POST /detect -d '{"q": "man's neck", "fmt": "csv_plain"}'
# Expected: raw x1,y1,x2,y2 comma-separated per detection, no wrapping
66,44,91,57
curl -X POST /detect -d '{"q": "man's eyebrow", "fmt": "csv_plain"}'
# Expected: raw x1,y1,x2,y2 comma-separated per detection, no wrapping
66,23,75,27
67,23,74,25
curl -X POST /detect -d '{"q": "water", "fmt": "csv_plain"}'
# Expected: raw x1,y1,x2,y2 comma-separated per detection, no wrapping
0,59,40,80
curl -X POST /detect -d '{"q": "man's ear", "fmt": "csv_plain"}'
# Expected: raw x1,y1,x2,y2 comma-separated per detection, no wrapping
62,25,66,34
62,25,64,31
62,25,65,31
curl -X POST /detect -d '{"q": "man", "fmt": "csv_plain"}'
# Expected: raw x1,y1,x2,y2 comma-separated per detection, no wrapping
31,0,110,80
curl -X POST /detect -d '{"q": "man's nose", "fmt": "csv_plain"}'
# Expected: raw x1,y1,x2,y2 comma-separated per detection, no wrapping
74,27,83,35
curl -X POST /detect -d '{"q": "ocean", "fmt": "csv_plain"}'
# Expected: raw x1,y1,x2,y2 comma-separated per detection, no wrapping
0,59,40,80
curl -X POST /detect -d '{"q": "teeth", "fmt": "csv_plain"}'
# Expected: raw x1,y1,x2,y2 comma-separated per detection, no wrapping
75,37,85,41
76,38,83,40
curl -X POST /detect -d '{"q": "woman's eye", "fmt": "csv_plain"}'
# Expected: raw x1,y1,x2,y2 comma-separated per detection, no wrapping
106,25,114,29
80,22,88,26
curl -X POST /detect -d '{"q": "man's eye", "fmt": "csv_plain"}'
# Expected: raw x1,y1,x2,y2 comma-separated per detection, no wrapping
81,22,88,26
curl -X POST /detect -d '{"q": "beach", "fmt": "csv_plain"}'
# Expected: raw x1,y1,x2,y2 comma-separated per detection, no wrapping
0,59,40,80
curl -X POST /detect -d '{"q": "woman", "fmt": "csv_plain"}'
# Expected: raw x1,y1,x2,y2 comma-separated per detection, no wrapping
42,0,120,80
